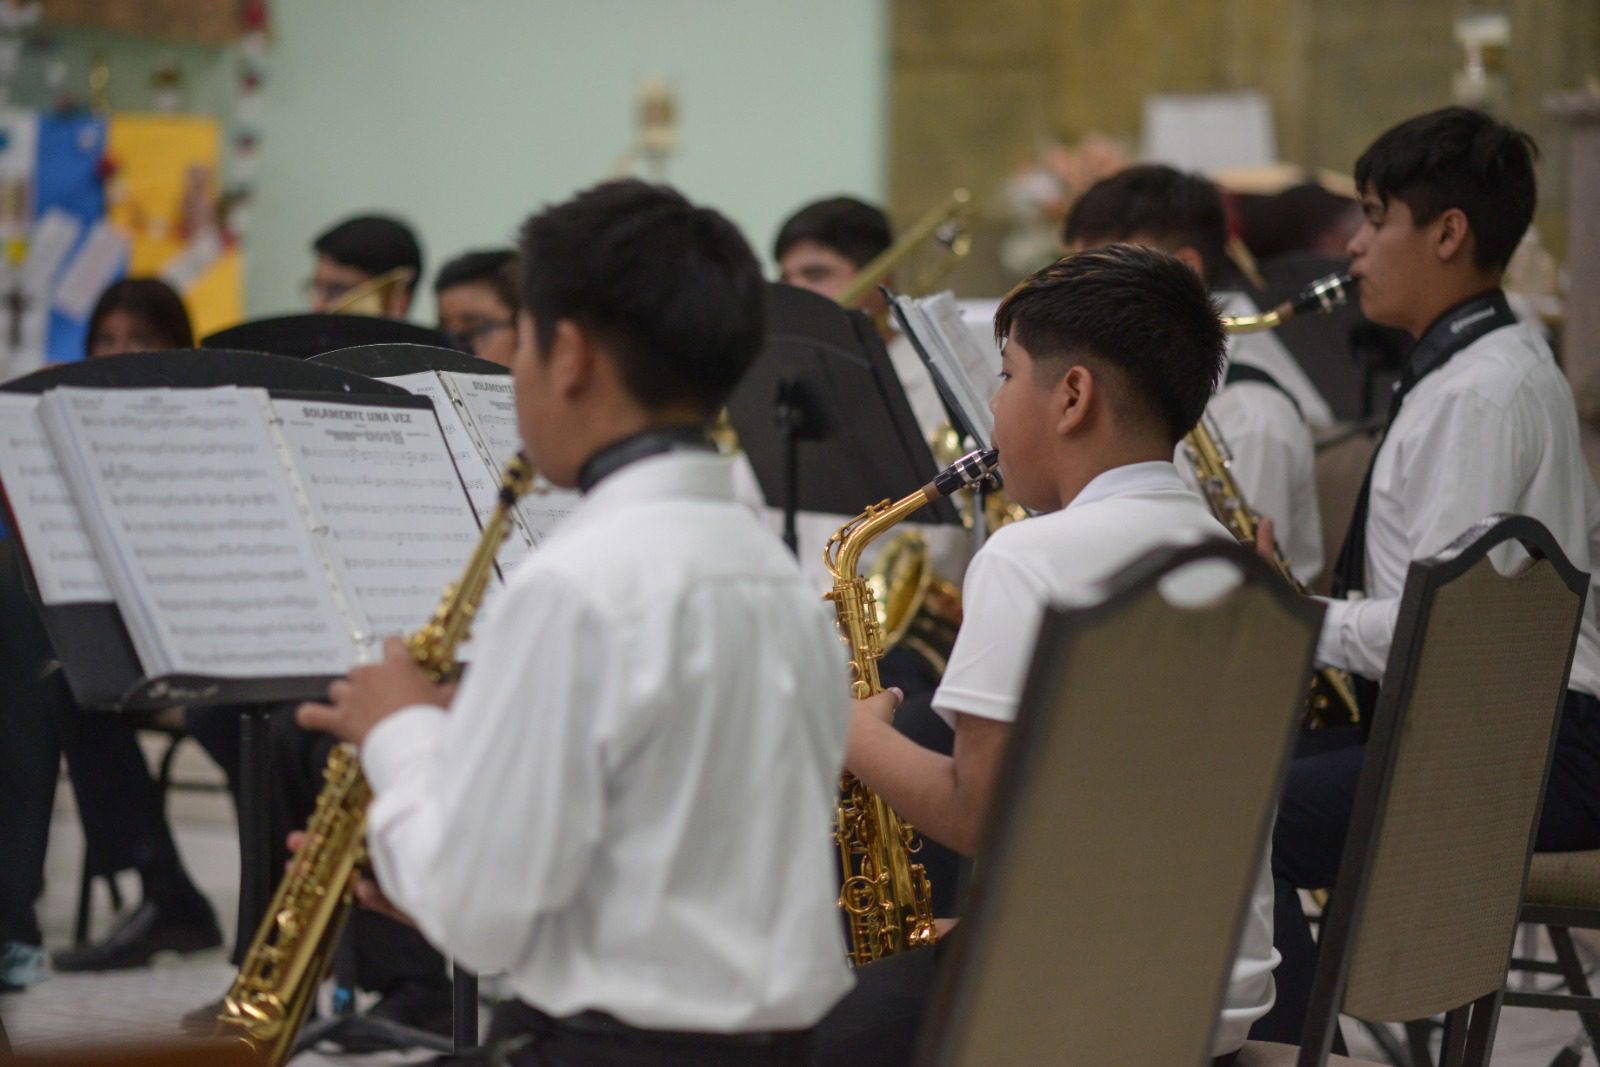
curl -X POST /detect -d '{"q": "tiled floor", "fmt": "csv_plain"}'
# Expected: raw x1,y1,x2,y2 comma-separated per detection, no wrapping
0,738,1595,1064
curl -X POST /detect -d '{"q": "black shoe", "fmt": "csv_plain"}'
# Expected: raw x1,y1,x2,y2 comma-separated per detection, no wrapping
329,980,454,1053
52,899,222,972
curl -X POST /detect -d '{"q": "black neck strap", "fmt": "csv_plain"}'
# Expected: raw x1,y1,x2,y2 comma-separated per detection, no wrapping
1389,290,1518,418
576,425,715,494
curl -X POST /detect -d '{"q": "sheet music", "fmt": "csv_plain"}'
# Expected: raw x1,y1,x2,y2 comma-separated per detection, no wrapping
893,292,999,450
40,387,359,678
438,371,580,545
0,393,112,604
268,395,486,655
384,370,532,576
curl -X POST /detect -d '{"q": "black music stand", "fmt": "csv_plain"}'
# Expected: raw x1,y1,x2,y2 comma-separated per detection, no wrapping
725,283,960,553
310,341,506,379
0,350,419,1047
202,313,456,360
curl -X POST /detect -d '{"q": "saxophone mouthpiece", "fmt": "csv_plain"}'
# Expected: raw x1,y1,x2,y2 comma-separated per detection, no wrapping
1286,272,1357,319
931,448,1002,499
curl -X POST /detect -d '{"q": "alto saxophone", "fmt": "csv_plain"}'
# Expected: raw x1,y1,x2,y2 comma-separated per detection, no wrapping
215,455,537,1065
1183,416,1360,728
824,448,999,966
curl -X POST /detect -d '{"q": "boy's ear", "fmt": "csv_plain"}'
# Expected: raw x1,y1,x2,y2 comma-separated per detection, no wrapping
1054,363,1094,436
1433,206,1472,264
546,319,594,397
1171,245,1206,278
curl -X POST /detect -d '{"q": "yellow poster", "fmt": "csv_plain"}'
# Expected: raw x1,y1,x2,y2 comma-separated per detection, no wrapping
105,113,242,339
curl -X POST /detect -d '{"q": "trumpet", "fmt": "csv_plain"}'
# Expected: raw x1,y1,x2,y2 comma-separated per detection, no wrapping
327,266,417,316
837,189,975,308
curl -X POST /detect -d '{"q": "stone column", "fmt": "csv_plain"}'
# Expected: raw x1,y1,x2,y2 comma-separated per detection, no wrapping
1545,91,1600,474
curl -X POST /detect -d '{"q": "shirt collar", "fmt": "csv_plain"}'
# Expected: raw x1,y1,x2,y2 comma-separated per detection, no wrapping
1067,460,1188,511
573,450,735,519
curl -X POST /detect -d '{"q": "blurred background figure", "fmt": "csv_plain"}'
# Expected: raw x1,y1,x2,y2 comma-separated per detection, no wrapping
85,279,194,358
304,214,423,318
433,248,518,366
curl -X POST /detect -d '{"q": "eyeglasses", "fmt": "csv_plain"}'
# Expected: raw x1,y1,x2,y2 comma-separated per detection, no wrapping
443,319,513,353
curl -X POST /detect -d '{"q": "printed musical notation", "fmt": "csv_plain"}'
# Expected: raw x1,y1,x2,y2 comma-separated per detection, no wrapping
386,370,533,573
0,393,113,604
272,397,486,641
41,387,358,678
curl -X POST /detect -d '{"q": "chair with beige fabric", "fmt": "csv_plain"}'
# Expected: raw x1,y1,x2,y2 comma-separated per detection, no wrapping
914,539,1335,1067
1502,850,1600,1055
1240,514,1588,1067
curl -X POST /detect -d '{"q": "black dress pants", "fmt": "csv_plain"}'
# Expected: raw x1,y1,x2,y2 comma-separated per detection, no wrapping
0,569,63,948
440,1001,814,1067
56,699,208,913
185,702,447,993
1253,690,1600,1045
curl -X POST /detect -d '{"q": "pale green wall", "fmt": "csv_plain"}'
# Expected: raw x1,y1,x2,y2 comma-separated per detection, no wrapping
250,0,888,320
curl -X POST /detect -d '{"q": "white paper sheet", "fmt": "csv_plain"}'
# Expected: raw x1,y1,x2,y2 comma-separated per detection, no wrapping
384,370,532,573
52,221,129,322
0,392,111,603
440,371,580,545
270,396,486,653
40,387,358,678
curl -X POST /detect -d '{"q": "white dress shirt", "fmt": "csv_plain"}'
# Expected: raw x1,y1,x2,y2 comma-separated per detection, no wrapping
1178,291,1326,586
931,461,1279,1057
1217,290,1336,432
361,451,855,1032
1316,320,1600,698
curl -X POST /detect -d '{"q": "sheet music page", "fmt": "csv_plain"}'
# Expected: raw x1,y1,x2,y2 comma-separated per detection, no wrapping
385,370,532,573
0,392,112,604
269,395,486,657
438,371,580,545
895,292,998,450
39,386,359,678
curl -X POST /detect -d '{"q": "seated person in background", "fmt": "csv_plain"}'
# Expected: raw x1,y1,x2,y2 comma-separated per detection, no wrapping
298,178,853,1066
434,248,518,366
1064,165,1327,586
818,245,1274,1067
775,196,946,435
1258,105,1600,1046
86,278,194,357
305,214,423,318
17,278,222,974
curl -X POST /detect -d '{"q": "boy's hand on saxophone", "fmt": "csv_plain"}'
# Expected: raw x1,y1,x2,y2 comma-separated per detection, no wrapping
297,635,457,745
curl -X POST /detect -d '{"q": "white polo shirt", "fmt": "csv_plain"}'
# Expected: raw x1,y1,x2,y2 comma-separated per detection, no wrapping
932,460,1279,1057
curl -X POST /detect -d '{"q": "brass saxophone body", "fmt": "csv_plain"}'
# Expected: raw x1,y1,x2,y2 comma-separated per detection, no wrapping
215,455,536,1064
824,448,999,966
1192,272,1362,728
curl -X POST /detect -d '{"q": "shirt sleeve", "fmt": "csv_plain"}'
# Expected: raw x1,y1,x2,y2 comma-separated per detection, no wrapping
931,546,1048,724
1314,594,1399,678
360,566,612,974
1315,387,1530,679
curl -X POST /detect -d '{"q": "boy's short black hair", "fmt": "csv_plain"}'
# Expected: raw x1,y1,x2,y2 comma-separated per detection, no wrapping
772,196,892,268
312,214,424,293
434,248,518,310
1062,164,1229,283
519,179,765,418
1354,106,1538,273
994,245,1224,446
